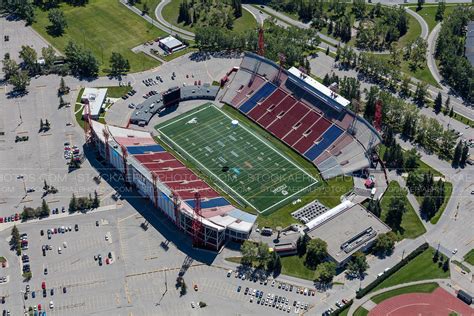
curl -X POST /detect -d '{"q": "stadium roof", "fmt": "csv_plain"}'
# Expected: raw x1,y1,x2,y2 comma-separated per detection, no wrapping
306,203,390,264
466,21,474,66
287,67,350,109
82,88,107,118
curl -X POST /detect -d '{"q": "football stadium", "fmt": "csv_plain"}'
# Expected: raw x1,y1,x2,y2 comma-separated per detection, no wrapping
156,103,319,213
89,52,382,251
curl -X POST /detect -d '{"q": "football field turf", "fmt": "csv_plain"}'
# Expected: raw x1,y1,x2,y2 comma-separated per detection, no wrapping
156,103,319,213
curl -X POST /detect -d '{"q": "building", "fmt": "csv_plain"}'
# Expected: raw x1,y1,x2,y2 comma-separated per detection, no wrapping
129,84,219,126
90,120,256,250
465,21,474,66
304,201,391,266
81,88,108,120
158,36,186,54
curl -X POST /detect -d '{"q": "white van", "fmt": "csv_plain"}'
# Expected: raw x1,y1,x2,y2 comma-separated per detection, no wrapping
58,247,62,254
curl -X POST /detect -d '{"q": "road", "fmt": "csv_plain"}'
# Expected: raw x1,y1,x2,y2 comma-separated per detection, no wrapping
426,23,449,93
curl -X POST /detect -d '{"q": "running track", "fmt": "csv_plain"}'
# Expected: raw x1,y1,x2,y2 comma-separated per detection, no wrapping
370,287,474,316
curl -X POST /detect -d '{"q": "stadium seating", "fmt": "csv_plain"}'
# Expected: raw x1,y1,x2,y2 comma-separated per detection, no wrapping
239,82,277,114
127,144,165,155
222,53,381,179
303,125,344,161
293,118,332,154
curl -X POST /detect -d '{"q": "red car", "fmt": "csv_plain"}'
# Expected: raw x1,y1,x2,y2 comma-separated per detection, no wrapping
0,218,3,223
14,213,19,221
42,281,46,290
38,303,42,311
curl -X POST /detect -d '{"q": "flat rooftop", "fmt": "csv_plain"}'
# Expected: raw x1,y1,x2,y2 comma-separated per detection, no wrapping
306,203,390,264
82,87,107,117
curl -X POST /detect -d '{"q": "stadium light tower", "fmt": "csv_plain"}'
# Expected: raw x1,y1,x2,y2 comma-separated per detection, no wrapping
192,192,203,248
258,27,265,56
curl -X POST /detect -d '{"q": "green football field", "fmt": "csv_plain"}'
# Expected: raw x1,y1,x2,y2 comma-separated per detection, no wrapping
156,104,319,213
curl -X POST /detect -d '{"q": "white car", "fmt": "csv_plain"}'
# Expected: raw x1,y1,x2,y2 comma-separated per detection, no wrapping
191,301,195,308
49,301,54,309
452,248,458,254
227,270,232,277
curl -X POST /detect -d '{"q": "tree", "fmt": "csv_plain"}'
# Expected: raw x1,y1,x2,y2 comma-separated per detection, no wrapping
92,190,100,208
435,1,446,21
305,238,328,268
414,82,427,106
442,258,449,272
232,0,242,18
41,199,50,217
58,77,69,95
10,225,20,249
142,2,149,15
364,86,379,121
180,280,187,296
404,148,419,171
443,96,450,115
69,193,78,212
109,52,130,76
372,232,396,256
2,58,19,80
256,242,270,267
367,199,382,218
434,92,442,114
325,46,330,55
65,41,99,77
48,8,68,36
417,0,425,11
409,38,427,70
385,195,406,230
41,46,56,68
460,143,469,167
314,262,337,285
240,240,257,266
400,76,411,98
452,141,463,167
9,71,30,92
296,234,309,256
19,45,38,74
267,250,281,275
347,251,369,277
449,106,454,117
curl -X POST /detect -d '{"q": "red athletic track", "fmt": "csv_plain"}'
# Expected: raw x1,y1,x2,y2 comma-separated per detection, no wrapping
369,287,474,316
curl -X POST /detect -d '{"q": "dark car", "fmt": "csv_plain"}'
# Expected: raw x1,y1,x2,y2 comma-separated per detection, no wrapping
31,291,35,299
63,287,67,294
74,224,79,231
50,288,54,296
43,289,47,297
40,230,44,236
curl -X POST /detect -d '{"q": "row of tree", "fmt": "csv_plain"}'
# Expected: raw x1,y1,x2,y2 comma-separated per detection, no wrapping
21,199,51,220
435,6,474,103
178,0,242,30
240,240,282,275
68,191,100,212
195,20,320,68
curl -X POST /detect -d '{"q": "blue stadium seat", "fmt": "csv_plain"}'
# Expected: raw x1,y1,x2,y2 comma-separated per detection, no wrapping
239,82,277,114
185,197,230,209
303,125,343,161
127,145,165,155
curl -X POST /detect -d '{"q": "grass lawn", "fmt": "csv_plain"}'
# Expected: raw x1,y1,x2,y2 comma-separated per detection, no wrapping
135,0,162,14
371,282,438,304
354,307,369,316
156,104,319,213
429,181,452,224
225,255,316,281
32,0,165,75
463,249,474,266
380,181,426,239
162,0,256,33
257,176,353,228
374,54,440,88
74,88,85,129
280,255,316,281
407,4,473,33
0,257,6,263
100,86,132,98
372,247,450,292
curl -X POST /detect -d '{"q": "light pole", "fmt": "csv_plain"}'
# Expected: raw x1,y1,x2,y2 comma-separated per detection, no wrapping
17,101,23,126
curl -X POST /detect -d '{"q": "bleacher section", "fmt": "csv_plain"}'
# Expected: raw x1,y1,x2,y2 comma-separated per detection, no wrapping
221,52,381,179
239,82,277,113
126,144,165,155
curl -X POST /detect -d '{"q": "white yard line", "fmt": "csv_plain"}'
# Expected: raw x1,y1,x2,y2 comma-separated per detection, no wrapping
157,103,320,214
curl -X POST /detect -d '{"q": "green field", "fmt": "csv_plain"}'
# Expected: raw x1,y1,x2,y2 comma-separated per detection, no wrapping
371,282,438,304
464,249,474,266
354,307,369,316
408,4,473,33
372,247,450,292
380,181,426,239
156,104,319,213
161,0,257,33
32,0,165,74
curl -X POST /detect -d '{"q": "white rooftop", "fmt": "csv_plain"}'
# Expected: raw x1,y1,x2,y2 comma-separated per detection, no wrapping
288,67,351,108
82,88,107,117
159,36,184,49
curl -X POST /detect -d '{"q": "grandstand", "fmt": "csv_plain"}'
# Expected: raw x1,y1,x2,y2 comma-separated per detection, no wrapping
221,52,381,179
89,120,256,251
